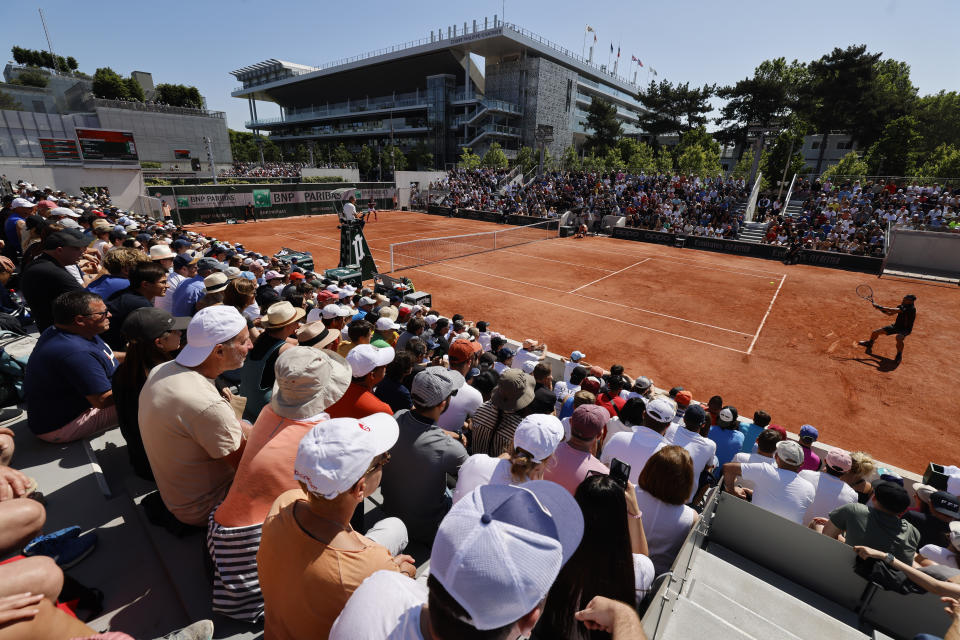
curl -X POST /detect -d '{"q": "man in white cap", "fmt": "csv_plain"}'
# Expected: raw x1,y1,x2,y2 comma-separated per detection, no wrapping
722,439,816,524
380,366,468,544
257,412,414,639
330,482,649,640
326,344,395,419
139,305,253,527
600,396,676,484
208,346,351,622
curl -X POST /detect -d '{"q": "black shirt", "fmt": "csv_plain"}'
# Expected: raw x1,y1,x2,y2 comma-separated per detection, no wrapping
892,304,916,334
903,509,950,549
20,253,84,332
102,288,153,350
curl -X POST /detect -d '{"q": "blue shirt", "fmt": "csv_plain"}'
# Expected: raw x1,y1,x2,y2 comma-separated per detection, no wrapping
739,422,766,453
24,327,118,434
87,275,129,300
171,275,205,316
3,213,23,252
708,425,745,471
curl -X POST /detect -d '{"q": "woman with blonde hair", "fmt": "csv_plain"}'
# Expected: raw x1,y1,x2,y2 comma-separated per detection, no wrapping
452,414,565,504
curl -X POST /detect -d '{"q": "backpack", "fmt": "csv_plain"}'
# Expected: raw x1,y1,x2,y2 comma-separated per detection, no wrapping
0,330,37,407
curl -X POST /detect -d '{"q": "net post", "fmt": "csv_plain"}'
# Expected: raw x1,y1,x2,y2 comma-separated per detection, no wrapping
390,244,395,273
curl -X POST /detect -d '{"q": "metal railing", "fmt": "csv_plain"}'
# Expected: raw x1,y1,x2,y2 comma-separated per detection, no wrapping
91,98,225,119
744,172,763,222
247,92,428,127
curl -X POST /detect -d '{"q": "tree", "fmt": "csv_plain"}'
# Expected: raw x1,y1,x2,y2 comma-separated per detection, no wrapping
124,76,145,102
92,67,129,100
514,146,536,173
820,151,869,181
913,91,960,158
865,116,922,176
618,138,655,173
761,119,808,189
331,143,354,165
0,90,22,111
715,57,808,157
10,69,48,88
356,145,374,176
406,141,434,170
561,145,580,171
677,144,721,177
582,152,603,172
654,150,673,174
228,129,280,163
919,145,960,179
66,56,78,71
584,97,621,154
383,145,407,172
603,147,623,170
459,146,481,169
155,84,204,108
800,45,882,174
871,59,918,146
730,150,754,179
637,79,715,140
481,142,509,169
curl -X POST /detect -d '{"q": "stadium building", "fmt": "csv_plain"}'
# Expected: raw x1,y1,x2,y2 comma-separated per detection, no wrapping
231,16,646,167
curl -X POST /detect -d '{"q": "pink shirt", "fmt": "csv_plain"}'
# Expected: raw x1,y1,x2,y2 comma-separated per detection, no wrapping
543,441,609,495
800,446,821,472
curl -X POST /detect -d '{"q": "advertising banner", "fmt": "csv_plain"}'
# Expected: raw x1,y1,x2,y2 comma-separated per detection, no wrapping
150,183,396,224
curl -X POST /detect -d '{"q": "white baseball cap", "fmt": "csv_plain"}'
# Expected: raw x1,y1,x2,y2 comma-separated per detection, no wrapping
176,306,247,367
336,305,355,317
50,206,79,218
949,520,960,548
521,360,536,374
306,307,324,323
294,413,399,499
513,414,565,463
346,344,395,377
325,284,339,293
320,303,341,320
645,397,675,423
776,440,804,466
431,481,583,630
375,317,400,331
424,315,438,326
358,296,376,306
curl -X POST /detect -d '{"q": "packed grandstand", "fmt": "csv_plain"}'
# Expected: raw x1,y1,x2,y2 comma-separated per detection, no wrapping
0,172,958,640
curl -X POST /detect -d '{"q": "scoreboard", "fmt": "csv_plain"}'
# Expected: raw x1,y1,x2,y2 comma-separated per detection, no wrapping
38,138,81,161
75,128,139,162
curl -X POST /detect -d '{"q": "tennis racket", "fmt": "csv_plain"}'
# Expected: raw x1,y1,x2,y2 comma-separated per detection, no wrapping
856,284,878,308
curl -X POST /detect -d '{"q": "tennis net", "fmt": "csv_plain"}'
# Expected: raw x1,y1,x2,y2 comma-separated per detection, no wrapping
389,219,558,272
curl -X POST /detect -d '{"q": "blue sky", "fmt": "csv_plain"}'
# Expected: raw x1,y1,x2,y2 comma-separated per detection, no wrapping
3,0,958,131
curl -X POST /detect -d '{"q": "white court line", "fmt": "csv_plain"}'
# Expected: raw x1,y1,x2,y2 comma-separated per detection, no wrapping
411,266,749,354
552,238,785,278
747,273,787,355
431,259,752,336
496,249,614,272
568,258,651,293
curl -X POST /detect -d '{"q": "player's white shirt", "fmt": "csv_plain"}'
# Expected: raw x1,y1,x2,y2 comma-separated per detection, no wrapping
341,201,357,221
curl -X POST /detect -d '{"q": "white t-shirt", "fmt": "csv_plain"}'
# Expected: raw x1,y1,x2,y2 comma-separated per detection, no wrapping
563,360,581,382
797,469,858,526
635,487,697,575
330,570,426,639
602,417,633,449
452,454,513,504
341,201,357,221
437,382,482,432
492,361,508,375
600,428,667,484
666,428,717,503
920,544,960,569
733,452,770,465
477,332,491,352
739,463,816,525
514,348,542,372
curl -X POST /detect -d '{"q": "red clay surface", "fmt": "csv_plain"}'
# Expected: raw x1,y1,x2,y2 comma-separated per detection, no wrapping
190,211,960,473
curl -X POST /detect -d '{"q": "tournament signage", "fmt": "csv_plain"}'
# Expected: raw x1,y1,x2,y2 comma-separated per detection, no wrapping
75,128,138,162
174,149,191,159
151,182,396,224
39,138,81,161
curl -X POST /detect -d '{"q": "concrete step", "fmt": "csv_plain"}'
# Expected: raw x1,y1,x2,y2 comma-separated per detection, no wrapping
692,548,867,640
658,596,759,640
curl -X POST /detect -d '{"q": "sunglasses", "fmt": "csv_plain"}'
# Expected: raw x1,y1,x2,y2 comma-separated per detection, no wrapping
366,451,391,475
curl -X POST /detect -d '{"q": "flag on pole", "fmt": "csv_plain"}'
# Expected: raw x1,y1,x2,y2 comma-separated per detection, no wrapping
585,25,594,32
593,33,597,43
610,43,614,53
617,46,620,58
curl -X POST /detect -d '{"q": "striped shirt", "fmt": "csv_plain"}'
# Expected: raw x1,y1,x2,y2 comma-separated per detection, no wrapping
469,401,524,458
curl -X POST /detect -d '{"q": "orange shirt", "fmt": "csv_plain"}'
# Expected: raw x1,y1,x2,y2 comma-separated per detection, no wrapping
257,490,399,640
325,383,392,419
214,406,324,528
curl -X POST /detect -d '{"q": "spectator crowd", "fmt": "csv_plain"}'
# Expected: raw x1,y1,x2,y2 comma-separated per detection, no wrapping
0,175,958,639
218,162,306,178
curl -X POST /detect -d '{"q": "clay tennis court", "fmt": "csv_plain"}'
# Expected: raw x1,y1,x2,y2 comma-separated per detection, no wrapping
189,210,960,472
